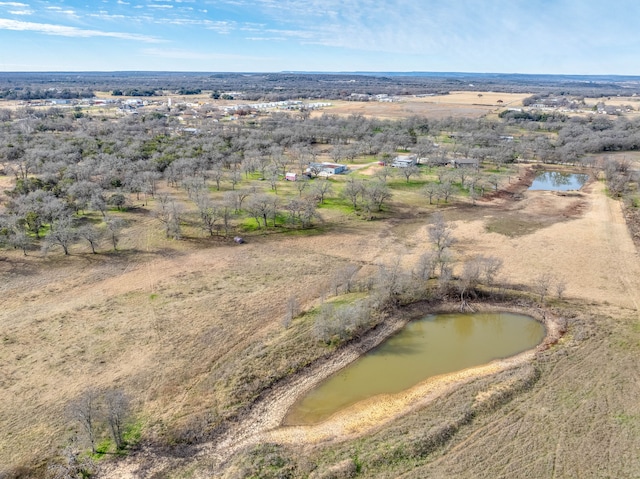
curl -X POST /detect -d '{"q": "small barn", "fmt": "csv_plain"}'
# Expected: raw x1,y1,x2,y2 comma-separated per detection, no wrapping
307,162,347,176
392,155,417,168
451,158,479,169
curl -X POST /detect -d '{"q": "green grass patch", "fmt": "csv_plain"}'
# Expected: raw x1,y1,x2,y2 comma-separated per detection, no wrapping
318,197,354,214
325,292,369,307
240,217,262,232
387,178,430,190
122,419,143,447
90,438,114,459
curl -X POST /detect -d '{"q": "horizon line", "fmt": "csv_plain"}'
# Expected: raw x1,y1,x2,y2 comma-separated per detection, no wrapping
1,70,640,79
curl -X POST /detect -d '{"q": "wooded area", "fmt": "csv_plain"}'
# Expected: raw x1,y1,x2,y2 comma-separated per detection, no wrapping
1,72,640,479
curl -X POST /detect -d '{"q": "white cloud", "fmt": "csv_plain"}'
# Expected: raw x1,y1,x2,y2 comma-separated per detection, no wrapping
8,9,32,14
0,18,164,42
0,2,29,6
246,36,285,41
154,17,236,34
87,11,127,20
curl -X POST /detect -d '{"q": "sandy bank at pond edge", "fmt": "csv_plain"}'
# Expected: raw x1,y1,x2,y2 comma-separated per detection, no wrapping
196,303,565,468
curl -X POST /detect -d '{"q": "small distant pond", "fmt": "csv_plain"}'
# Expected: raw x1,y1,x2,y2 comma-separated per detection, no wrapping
528,171,589,191
284,312,545,425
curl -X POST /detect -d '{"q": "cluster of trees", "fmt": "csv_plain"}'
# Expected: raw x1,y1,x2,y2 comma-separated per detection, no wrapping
603,156,639,197
44,387,136,478
305,212,506,345
0,88,94,101
66,388,133,454
111,88,160,97
2,87,640,256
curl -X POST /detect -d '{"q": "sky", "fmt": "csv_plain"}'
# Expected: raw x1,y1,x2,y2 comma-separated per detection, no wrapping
0,0,639,74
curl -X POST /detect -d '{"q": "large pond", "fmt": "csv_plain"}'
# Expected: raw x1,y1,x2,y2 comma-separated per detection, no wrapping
284,312,545,425
528,171,589,191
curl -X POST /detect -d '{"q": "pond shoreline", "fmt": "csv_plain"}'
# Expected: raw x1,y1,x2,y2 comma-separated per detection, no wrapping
197,299,565,466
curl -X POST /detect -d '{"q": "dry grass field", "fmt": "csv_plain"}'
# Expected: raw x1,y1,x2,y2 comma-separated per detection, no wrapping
92,164,640,478
1,95,639,478
312,92,529,120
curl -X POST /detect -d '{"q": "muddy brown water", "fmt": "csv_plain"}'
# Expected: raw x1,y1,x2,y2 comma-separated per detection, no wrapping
284,312,545,425
528,171,588,191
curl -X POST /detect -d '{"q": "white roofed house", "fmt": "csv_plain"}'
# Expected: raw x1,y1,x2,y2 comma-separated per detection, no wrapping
391,155,417,168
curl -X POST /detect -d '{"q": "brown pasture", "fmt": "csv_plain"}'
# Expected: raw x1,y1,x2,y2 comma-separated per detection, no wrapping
311,91,530,120
1,99,639,478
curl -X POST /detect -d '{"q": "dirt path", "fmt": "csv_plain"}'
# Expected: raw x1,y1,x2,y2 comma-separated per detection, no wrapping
450,180,640,313
593,183,640,312
98,175,640,478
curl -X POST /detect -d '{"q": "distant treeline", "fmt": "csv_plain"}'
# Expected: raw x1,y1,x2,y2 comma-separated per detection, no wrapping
0,88,95,101
1,72,638,102
112,88,202,97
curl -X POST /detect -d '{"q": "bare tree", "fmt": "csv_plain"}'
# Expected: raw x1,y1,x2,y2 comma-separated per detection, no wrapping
294,176,309,197
400,164,421,183
285,197,313,228
266,165,280,194
77,224,101,254
313,302,335,343
422,182,439,205
104,389,131,451
224,189,250,213
46,443,95,479
374,165,395,183
414,251,437,280
67,389,100,454
181,176,205,202
533,273,553,302
373,256,407,308
246,194,277,229
331,264,360,295
229,169,242,191
310,179,333,204
43,216,77,256
437,180,454,203
196,196,221,237
282,295,300,329
459,257,483,310
555,276,567,299
155,194,182,239
90,192,108,218
428,212,456,276
458,255,503,308
487,174,501,192
363,180,392,212
0,214,33,255
209,165,224,191
342,177,363,210
105,216,125,251
481,256,503,289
